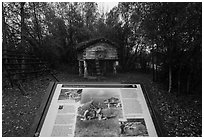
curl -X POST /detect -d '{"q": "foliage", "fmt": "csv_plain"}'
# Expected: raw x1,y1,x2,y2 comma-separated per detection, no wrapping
2,2,202,95
141,2,202,95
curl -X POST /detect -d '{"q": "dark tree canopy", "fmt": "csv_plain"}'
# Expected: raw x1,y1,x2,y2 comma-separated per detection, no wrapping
2,2,202,95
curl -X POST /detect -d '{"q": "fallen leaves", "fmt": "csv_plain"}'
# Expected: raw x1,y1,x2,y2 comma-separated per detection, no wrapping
147,82,202,137
2,72,202,137
2,75,50,137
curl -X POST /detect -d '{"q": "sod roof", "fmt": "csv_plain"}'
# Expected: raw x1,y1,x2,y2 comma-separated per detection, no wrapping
76,38,118,51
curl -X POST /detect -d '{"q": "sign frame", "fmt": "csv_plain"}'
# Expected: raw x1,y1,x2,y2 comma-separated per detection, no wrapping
27,82,164,137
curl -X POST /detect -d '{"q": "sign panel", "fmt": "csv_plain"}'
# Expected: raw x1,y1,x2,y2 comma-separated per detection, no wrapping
39,84,158,137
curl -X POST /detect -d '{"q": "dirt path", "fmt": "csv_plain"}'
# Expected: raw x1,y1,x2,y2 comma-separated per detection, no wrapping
2,72,202,137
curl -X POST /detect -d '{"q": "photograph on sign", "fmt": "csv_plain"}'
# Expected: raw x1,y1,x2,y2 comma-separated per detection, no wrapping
74,88,123,137
58,89,82,102
119,118,148,136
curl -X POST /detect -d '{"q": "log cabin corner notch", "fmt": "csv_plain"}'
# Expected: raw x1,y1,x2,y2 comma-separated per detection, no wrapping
76,38,119,78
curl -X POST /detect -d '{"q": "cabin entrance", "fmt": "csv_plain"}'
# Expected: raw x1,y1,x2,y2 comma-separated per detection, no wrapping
86,60,115,77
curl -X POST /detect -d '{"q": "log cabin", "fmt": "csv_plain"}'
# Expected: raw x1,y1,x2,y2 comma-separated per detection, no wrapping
76,38,119,78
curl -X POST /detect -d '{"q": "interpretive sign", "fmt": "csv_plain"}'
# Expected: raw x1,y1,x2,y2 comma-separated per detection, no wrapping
32,83,160,137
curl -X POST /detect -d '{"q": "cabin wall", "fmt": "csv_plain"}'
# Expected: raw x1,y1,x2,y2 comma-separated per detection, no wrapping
77,53,83,61
77,43,118,60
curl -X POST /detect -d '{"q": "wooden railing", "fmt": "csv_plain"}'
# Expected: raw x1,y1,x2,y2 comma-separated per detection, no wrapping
2,49,59,95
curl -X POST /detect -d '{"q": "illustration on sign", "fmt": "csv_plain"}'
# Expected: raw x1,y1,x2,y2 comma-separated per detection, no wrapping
48,88,149,137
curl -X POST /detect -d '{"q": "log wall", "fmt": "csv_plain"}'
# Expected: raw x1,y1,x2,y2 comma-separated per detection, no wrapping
77,43,118,60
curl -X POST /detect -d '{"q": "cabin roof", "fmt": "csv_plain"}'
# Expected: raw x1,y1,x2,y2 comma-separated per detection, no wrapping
76,38,118,51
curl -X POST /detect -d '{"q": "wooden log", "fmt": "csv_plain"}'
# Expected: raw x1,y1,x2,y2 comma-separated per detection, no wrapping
16,80,28,95
9,69,50,75
7,68,38,71
4,62,47,65
79,61,82,76
84,60,88,78
2,57,39,60
113,61,118,74
3,53,36,57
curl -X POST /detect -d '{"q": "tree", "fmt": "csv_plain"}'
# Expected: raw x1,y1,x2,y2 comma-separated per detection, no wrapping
142,2,202,95
2,3,8,50
3,2,201,95
82,2,99,31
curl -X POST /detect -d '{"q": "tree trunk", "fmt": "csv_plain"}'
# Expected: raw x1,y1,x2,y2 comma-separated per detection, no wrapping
2,4,7,50
20,2,26,50
167,37,173,93
155,56,158,81
152,51,155,82
155,44,159,81
186,69,193,95
126,52,137,70
20,2,26,72
122,46,128,71
177,64,182,95
168,65,172,93
33,2,42,46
